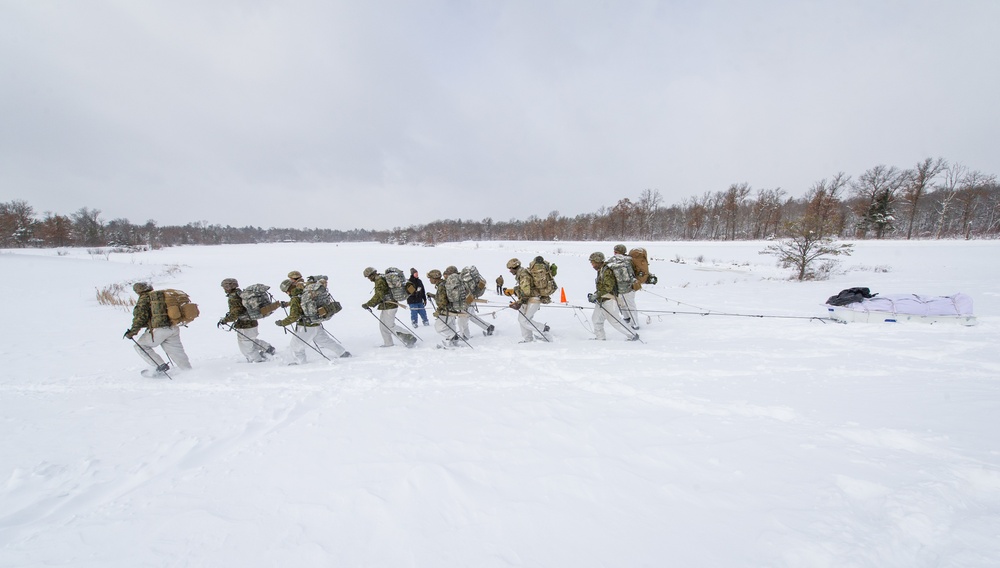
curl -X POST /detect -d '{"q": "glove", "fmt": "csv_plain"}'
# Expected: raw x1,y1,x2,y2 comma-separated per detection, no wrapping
509,301,522,310
587,293,598,304
217,318,226,329
362,304,372,311
280,300,290,308
123,329,135,339
503,288,515,296
274,320,284,327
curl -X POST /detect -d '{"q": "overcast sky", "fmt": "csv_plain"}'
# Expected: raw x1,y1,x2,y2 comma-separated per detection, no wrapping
2,1,998,230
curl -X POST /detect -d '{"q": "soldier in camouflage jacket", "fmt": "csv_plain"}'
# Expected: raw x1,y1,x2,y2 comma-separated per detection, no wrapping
124,282,192,376
274,278,350,363
587,252,638,342
362,267,416,348
218,278,275,363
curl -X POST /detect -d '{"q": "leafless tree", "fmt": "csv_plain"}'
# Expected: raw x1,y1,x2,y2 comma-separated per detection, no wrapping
851,165,905,238
901,157,947,239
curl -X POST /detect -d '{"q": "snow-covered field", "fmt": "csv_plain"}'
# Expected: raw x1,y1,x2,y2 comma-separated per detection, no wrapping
2,240,998,567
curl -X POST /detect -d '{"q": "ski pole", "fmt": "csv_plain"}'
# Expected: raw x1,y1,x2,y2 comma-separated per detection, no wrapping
427,297,473,349
129,336,173,380
505,295,551,343
596,299,642,342
364,307,418,347
284,324,332,361
392,314,424,341
219,321,274,353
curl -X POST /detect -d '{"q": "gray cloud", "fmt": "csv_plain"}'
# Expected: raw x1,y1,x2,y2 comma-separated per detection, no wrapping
2,1,997,229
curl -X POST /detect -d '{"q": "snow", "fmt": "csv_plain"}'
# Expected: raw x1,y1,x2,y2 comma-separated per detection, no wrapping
2,240,999,567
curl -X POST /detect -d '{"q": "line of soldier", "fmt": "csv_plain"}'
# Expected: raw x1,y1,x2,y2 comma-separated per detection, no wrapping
123,245,654,377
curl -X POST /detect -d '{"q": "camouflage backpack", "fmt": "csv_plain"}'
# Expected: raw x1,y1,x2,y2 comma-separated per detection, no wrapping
151,289,200,326
444,273,468,311
604,254,636,294
527,257,558,297
460,265,487,300
239,284,281,320
300,276,342,324
383,267,410,303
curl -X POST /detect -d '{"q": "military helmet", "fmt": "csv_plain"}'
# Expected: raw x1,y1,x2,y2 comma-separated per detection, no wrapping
287,270,302,280
362,266,377,278
132,282,152,294
613,244,626,254
279,279,294,293
221,278,238,291
444,265,458,275
426,269,442,280
506,258,521,269
589,252,605,264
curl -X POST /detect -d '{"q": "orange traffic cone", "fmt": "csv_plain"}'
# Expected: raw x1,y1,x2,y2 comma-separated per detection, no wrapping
560,287,567,303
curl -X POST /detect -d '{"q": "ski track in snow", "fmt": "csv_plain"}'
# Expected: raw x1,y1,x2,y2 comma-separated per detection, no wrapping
1,240,999,566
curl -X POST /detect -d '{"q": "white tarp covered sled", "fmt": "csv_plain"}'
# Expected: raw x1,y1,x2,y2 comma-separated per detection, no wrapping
826,293,977,326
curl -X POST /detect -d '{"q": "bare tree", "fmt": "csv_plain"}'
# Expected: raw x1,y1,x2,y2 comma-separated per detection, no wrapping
762,221,854,281
901,157,947,239
803,173,850,237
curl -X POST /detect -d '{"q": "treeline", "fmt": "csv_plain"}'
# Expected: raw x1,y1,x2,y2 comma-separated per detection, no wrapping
2,159,997,249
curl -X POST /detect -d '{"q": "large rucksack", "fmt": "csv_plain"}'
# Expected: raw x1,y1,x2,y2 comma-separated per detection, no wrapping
527,257,558,297
151,289,200,326
300,276,342,324
383,267,410,303
605,254,636,294
444,273,468,312
239,284,280,320
460,265,487,300
628,248,654,289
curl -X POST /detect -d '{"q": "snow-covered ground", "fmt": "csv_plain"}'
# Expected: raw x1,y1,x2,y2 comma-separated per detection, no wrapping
2,240,998,567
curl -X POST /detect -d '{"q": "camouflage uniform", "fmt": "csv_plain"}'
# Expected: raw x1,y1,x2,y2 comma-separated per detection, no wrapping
126,286,192,372
275,285,348,363
363,272,416,348
590,255,638,341
507,260,545,343
612,250,640,330
428,271,462,347
222,289,274,362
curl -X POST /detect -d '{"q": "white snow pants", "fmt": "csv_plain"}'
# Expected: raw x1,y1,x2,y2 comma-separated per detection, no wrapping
434,312,461,345
235,326,273,362
616,289,640,329
593,298,634,340
516,299,542,342
133,326,192,370
289,324,348,363
375,307,415,346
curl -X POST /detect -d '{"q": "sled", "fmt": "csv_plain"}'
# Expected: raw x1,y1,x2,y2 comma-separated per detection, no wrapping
825,293,976,326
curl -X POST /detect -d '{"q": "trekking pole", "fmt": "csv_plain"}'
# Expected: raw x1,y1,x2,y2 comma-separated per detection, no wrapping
427,297,473,349
596,299,643,342
392,314,424,341
129,336,173,380
363,307,418,347
219,321,274,353
283,324,332,361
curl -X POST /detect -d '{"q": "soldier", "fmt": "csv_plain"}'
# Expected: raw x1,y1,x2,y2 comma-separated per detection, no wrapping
612,244,640,329
427,269,464,348
442,265,472,339
217,278,275,363
274,278,350,363
124,282,192,377
588,252,639,341
362,267,417,348
504,258,548,343
496,274,504,295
